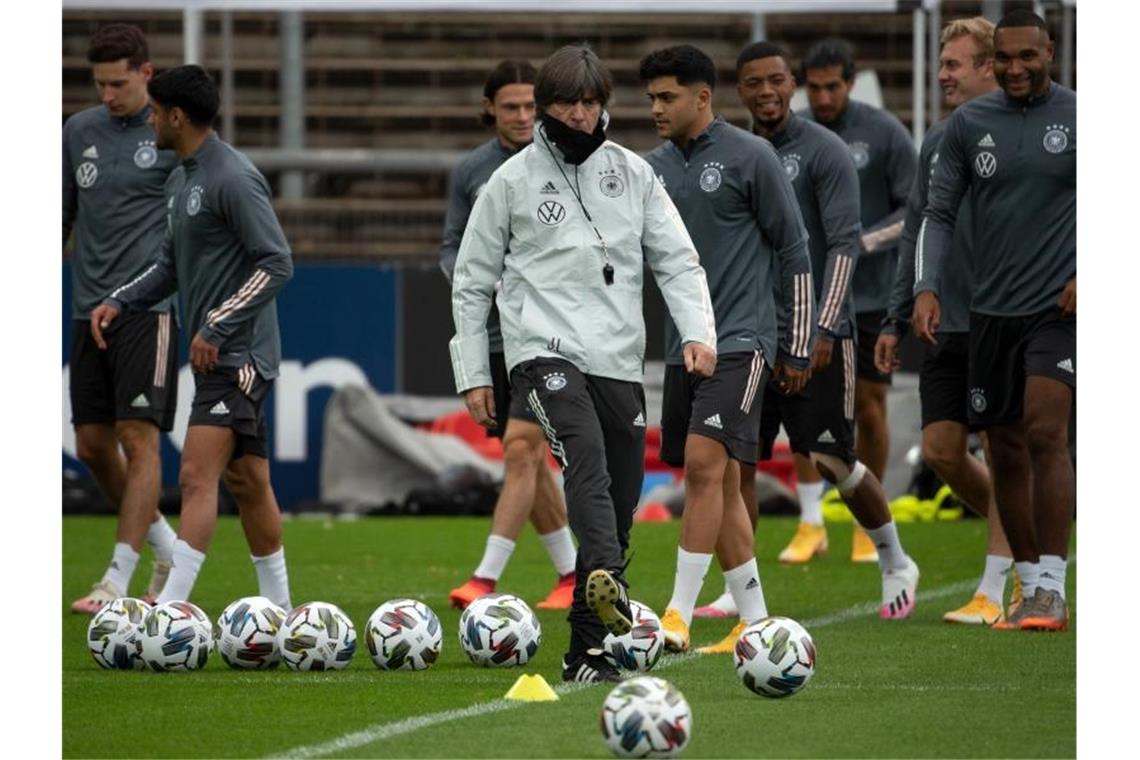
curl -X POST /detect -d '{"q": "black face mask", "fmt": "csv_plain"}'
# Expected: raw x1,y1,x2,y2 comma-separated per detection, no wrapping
540,112,606,165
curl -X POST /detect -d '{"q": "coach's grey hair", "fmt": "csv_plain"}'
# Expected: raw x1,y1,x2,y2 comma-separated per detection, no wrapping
534,44,614,110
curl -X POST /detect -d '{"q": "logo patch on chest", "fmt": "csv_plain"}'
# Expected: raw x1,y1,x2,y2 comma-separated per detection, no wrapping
699,162,724,193
848,141,870,170
781,153,802,181
973,151,997,178
186,185,205,216
75,162,98,189
134,142,158,168
599,169,625,198
537,200,566,225
1042,124,1070,154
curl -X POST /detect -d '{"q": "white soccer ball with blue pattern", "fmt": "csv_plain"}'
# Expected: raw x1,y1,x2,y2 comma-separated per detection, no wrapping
603,600,663,672
600,676,692,758
365,598,442,671
137,601,214,672
458,593,540,667
733,616,816,698
278,601,357,671
87,597,151,670
216,596,287,670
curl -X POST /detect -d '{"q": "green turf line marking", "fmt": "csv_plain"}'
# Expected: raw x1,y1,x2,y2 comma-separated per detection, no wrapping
271,574,1004,759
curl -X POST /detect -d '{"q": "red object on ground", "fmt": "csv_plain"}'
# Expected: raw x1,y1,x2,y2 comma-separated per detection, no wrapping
635,501,673,523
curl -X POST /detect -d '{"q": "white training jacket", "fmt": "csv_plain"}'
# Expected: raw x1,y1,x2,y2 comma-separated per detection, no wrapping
449,127,717,393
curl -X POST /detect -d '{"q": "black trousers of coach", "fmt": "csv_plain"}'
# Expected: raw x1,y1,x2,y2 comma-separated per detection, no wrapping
509,357,646,653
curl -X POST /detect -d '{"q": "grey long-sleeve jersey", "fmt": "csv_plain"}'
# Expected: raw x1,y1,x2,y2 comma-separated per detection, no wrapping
646,117,813,369
763,114,861,340
63,104,178,319
916,83,1075,316
802,100,916,314
439,137,523,353
885,119,974,336
106,134,294,379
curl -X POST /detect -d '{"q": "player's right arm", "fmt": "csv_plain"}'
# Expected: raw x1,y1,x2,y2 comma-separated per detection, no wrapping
439,160,474,285
813,136,861,346
449,170,508,401
92,230,178,348
62,121,77,250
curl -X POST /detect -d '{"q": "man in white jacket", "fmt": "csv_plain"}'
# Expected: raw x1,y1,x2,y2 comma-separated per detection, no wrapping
450,44,717,683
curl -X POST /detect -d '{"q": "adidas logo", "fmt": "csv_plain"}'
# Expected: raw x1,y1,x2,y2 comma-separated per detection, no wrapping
817,429,835,444
632,411,646,427
1056,358,1074,373
703,413,723,430
744,577,759,591
210,401,230,415
82,145,99,159
977,133,995,147
540,181,559,194
131,393,150,408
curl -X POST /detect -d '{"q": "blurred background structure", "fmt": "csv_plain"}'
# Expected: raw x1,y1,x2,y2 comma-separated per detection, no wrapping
61,0,1076,509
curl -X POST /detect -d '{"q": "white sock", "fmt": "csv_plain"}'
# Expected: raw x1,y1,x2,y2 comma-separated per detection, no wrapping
101,542,139,595
724,559,767,624
156,539,206,604
666,547,713,624
707,583,738,614
1038,554,1066,599
539,527,577,576
796,480,826,526
1015,560,1041,599
976,554,1012,604
865,521,908,572
252,547,292,610
146,516,177,563
473,535,516,581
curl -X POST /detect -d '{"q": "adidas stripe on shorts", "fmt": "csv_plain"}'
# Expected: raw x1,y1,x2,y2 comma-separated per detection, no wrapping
188,363,272,459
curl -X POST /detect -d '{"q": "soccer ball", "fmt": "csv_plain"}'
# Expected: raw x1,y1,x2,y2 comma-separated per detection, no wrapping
733,616,816,698
458,593,540,667
278,601,357,671
603,600,663,672
216,596,287,670
137,601,214,672
365,598,442,671
87,597,151,670
600,676,692,758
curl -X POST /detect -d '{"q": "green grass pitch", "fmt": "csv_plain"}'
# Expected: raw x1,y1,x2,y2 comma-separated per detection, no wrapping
62,515,1075,758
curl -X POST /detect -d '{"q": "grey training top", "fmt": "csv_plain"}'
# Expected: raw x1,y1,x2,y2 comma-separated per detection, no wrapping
63,104,178,319
439,137,522,353
764,113,861,340
886,118,973,336
646,117,813,368
802,99,916,314
107,134,294,379
916,83,1076,316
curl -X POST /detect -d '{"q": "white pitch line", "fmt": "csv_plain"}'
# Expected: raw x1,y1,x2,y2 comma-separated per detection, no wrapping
271,576,989,759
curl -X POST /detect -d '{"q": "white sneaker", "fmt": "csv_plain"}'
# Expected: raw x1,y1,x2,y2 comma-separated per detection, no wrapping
693,589,737,619
143,560,172,605
880,557,920,620
71,579,123,615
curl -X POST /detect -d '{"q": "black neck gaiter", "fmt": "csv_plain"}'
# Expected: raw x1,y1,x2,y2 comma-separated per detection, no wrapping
540,112,607,165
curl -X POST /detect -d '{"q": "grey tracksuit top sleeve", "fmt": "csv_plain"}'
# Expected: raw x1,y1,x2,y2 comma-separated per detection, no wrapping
767,115,861,340
450,130,716,392
647,117,812,369
803,101,916,314
109,134,293,379
63,104,178,319
916,83,1075,316
887,119,973,335
439,138,518,353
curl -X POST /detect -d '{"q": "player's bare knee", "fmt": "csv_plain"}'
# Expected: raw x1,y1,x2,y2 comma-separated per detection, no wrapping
921,436,959,477
810,453,864,497
114,420,158,462
502,435,542,477
1023,414,1069,460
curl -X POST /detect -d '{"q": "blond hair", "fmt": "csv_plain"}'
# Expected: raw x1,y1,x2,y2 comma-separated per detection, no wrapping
940,16,996,66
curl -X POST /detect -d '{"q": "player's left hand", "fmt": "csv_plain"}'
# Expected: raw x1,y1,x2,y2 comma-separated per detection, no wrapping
775,360,810,396
683,342,717,378
1057,278,1076,316
190,333,220,374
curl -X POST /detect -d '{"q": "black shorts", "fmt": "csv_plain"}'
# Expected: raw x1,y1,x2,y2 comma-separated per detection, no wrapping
489,351,511,440
919,331,970,428
69,311,178,431
659,351,767,467
968,308,1075,429
759,337,857,465
187,363,272,460
856,310,892,385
